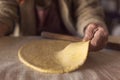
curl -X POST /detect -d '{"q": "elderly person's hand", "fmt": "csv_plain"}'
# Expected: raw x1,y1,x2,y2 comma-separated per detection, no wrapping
83,23,109,51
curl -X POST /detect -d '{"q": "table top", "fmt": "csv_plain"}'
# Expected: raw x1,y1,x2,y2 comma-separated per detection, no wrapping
0,37,120,80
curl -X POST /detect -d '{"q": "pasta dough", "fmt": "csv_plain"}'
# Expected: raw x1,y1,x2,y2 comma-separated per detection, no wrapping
18,39,89,74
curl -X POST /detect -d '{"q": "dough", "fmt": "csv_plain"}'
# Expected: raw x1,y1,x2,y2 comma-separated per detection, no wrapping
18,39,89,74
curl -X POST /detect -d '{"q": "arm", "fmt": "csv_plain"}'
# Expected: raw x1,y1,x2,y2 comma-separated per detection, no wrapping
73,0,108,51
0,0,18,36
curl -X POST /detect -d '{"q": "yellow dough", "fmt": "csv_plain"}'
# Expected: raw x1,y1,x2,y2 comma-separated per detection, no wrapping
18,39,89,74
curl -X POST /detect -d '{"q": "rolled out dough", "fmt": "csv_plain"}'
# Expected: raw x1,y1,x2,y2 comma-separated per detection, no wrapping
18,39,89,74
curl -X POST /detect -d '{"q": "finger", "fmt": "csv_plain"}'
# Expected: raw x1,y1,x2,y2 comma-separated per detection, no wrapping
90,27,108,51
83,24,98,41
89,31,103,51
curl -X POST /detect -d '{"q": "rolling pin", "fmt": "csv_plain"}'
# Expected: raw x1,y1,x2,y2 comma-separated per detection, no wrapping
41,32,120,51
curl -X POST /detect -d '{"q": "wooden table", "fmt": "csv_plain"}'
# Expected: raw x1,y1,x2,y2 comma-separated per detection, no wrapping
0,37,120,80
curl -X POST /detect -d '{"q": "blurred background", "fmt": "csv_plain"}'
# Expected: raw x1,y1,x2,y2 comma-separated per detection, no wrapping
100,0,120,36
13,0,120,37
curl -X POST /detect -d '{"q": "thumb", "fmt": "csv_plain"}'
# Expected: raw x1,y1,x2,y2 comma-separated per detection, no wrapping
83,34,90,41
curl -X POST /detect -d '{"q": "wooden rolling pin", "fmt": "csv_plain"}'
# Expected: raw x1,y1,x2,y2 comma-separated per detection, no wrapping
41,32,82,42
41,32,120,51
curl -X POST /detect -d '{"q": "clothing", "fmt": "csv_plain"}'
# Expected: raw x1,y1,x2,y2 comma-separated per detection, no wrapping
0,0,106,37
36,1,69,35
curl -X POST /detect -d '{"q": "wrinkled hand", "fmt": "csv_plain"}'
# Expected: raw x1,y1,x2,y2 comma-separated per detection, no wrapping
83,23,109,51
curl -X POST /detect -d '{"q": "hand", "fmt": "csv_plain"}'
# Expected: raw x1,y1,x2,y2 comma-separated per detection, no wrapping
83,23,109,51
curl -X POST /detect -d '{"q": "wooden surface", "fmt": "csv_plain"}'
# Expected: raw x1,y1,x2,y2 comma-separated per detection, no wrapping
41,32,120,51
0,37,120,80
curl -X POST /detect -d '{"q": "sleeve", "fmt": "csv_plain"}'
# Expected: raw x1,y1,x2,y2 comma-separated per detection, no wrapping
73,0,107,37
0,0,18,33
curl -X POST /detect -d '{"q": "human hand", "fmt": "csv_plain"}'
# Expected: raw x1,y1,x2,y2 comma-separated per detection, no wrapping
83,23,109,51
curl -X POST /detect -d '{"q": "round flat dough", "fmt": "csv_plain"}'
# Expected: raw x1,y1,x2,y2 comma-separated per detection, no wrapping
18,39,89,74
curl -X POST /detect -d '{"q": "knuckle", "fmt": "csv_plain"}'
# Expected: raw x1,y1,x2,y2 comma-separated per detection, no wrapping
99,27,104,32
88,24,97,29
98,28,109,37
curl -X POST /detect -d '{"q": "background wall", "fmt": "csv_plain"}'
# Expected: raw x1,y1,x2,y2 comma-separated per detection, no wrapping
100,0,120,36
